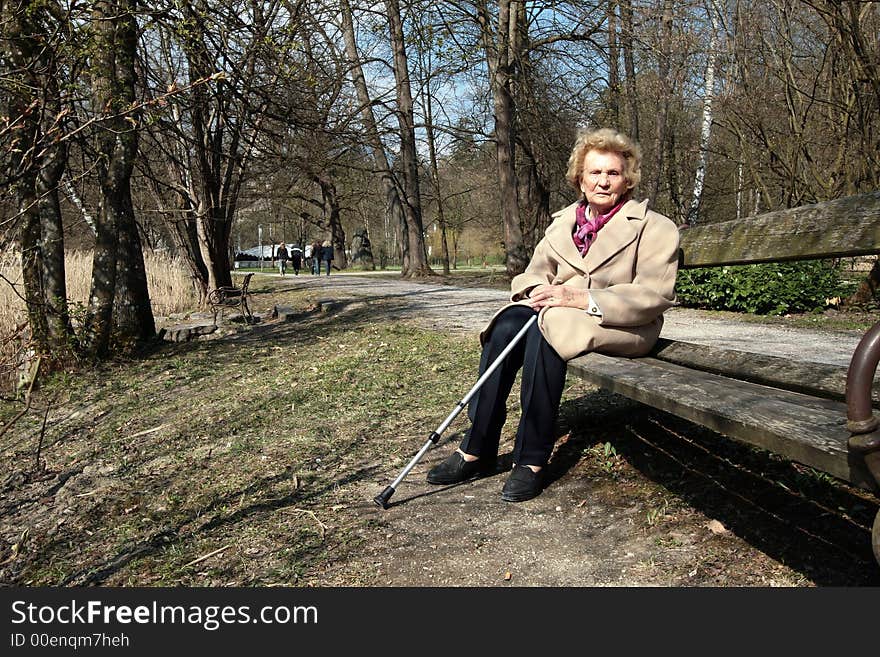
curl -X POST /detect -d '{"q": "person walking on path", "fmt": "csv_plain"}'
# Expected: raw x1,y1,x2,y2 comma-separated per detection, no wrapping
276,243,289,276
425,128,680,503
311,241,322,275
321,240,334,276
291,245,303,275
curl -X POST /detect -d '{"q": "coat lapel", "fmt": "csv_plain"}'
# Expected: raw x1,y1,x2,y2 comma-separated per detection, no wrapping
545,202,586,271
583,198,646,272
545,198,648,274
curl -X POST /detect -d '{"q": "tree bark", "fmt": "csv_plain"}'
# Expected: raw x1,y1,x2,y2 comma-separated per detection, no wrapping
384,0,433,277
607,0,620,127
3,1,51,353
481,0,529,277
84,0,153,355
83,0,121,357
37,92,72,347
421,60,451,274
648,0,674,202
111,2,154,342
620,0,640,141
686,2,720,226
314,174,347,269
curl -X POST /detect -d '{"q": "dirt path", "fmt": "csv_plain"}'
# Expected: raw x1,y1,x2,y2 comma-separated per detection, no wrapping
265,273,879,586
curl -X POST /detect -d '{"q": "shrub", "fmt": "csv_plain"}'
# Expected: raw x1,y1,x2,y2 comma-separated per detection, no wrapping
675,260,846,315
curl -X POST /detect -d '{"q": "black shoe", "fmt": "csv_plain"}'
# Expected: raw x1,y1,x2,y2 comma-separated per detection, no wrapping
426,452,491,485
501,465,543,502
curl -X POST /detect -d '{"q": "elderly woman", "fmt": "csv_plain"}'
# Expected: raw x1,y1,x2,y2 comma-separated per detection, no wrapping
427,128,680,502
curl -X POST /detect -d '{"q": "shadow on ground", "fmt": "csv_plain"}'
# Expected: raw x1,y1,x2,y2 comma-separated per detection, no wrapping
551,393,880,586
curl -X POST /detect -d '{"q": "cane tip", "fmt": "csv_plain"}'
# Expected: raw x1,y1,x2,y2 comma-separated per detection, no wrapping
374,486,395,509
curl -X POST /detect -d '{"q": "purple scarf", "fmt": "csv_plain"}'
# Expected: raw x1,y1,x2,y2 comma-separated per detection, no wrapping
573,198,625,256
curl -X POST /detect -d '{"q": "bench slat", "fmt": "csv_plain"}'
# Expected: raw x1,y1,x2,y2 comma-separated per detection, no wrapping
650,338,880,406
679,191,880,267
567,353,878,492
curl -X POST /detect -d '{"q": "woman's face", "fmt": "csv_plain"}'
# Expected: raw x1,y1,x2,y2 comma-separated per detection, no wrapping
579,150,629,214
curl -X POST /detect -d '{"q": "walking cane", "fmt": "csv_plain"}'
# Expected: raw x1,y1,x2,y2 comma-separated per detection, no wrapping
374,314,538,509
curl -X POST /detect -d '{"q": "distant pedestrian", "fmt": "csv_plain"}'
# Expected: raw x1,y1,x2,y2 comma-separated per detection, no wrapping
291,245,302,275
311,241,322,275
276,243,289,276
321,240,333,276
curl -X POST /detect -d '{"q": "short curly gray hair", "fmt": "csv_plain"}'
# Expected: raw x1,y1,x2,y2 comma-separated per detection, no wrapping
565,128,642,192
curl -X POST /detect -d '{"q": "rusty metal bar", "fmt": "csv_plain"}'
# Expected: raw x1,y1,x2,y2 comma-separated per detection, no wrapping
846,320,880,436
847,322,880,514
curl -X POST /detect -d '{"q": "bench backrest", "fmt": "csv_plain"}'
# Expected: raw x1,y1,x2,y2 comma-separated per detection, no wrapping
240,272,254,292
678,191,880,268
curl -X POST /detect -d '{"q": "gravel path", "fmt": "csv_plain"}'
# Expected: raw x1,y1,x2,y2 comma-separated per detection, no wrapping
281,272,864,366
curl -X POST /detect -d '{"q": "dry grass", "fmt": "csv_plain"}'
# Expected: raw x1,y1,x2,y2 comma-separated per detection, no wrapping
0,250,199,385
0,295,487,585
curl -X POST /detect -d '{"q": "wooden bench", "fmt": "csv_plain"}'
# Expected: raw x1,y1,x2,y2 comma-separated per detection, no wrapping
207,272,254,325
567,191,880,565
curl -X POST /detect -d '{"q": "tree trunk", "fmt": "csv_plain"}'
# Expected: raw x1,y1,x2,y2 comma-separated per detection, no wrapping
519,149,552,251
340,0,408,273
607,0,620,126
620,0,640,141
422,66,451,274
846,258,880,308
486,0,529,277
315,174,347,269
111,3,154,342
20,171,50,353
385,0,432,277
183,1,234,291
84,0,145,357
3,2,50,353
686,2,719,226
648,0,674,202
37,110,72,348
114,195,155,341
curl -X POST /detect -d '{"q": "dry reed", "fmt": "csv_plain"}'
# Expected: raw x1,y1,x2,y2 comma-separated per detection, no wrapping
0,251,200,373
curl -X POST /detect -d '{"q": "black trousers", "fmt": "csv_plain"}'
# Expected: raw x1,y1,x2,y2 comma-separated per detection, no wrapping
459,305,567,467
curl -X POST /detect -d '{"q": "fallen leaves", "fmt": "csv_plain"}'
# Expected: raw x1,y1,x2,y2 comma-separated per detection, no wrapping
707,519,728,536
0,529,29,565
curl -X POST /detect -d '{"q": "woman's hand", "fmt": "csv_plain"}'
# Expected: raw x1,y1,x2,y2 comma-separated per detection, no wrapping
527,284,588,310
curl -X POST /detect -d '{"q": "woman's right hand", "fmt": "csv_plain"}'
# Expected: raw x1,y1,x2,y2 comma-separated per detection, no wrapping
527,284,589,311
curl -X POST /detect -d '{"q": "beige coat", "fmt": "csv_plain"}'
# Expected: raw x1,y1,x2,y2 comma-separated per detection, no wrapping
481,198,680,361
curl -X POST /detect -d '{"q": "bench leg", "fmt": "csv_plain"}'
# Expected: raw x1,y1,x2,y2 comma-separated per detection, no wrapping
848,433,880,566
874,510,880,567
864,449,880,566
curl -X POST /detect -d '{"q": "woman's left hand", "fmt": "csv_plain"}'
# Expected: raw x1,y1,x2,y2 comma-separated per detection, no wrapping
527,284,588,310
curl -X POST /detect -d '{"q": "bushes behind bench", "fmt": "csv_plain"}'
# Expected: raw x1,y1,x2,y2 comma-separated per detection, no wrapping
675,260,851,315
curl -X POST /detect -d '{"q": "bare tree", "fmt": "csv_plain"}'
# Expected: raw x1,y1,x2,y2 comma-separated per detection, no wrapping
83,0,154,356
340,0,408,271
620,0,640,141
385,0,433,277
1,0,74,357
477,0,528,277
687,0,721,226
